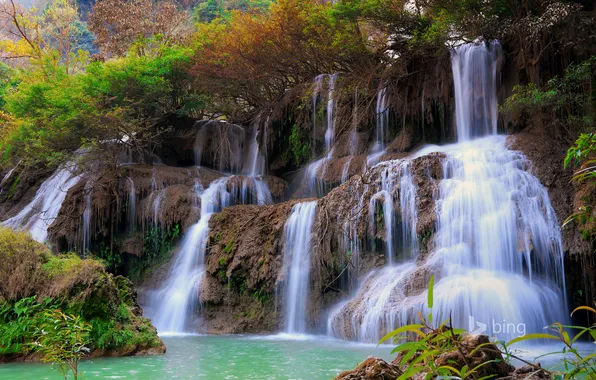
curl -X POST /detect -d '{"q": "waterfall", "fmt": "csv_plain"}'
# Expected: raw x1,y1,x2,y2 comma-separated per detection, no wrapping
306,74,339,196
151,177,231,334
451,40,501,142
373,86,389,153
127,177,136,233
281,201,318,335
2,164,80,243
81,187,92,255
0,160,20,194
365,86,390,167
241,123,272,205
327,40,567,343
368,161,418,265
325,74,338,153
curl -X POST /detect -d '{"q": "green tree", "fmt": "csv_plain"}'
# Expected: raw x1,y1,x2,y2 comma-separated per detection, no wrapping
33,309,92,380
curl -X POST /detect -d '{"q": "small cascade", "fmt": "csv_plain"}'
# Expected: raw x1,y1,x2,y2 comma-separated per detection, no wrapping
281,201,318,335
312,74,325,141
373,86,389,153
151,178,231,334
327,40,567,343
194,121,246,173
81,186,92,255
368,161,418,265
245,125,266,177
306,74,339,196
325,74,338,153
0,160,20,194
451,40,501,142
366,86,390,167
127,177,136,233
149,169,164,228
240,123,272,205
2,163,81,243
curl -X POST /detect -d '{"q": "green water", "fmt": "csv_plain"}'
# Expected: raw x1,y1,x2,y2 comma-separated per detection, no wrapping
0,335,391,379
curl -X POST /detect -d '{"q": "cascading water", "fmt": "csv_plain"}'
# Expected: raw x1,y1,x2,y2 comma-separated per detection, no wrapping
281,201,318,335
2,163,81,243
150,178,231,334
366,86,390,167
307,74,338,196
240,124,272,205
451,40,501,142
81,186,92,255
150,121,274,333
327,40,567,343
127,177,136,233
325,74,338,153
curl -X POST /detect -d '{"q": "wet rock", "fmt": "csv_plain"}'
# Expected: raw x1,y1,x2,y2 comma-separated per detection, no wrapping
336,357,402,380
200,200,307,333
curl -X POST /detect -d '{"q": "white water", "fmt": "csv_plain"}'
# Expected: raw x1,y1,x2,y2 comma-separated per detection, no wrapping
306,74,339,196
282,201,318,334
81,186,92,255
452,40,501,142
372,86,389,154
327,40,567,343
2,164,80,243
368,161,418,265
127,177,136,233
151,177,231,333
151,122,274,333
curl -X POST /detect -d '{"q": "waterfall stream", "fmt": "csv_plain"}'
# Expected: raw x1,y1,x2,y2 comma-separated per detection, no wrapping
2,163,81,243
327,40,567,343
281,201,318,335
150,121,273,334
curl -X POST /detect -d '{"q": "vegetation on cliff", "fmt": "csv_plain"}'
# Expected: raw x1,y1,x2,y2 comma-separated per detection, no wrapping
0,228,164,359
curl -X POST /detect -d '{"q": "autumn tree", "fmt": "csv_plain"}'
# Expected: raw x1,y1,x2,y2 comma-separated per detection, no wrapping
0,0,43,62
0,0,90,73
88,0,189,57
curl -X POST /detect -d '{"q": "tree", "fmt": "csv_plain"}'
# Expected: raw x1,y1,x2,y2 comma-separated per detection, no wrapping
0,0,90,72
88,0,189,57
33,309,92,380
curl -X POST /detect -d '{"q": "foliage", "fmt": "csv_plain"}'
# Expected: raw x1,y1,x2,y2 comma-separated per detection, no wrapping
502,306,596,379
193,0,272,23
0,228,162,359
378,275,491,379
0,297,58,355
33,309,91,380
563,133,596,245
0,41,200,168
503,56,595,136
504,56,595,246
382,275,596,379
124,223,182,281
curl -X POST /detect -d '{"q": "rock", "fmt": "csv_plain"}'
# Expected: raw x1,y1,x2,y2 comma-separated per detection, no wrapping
335,357,402,380
432,335,515,377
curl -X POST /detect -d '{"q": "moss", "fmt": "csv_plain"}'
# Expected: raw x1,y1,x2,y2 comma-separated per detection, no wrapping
7,174,20,199
0,228,163,359
223,239,234,254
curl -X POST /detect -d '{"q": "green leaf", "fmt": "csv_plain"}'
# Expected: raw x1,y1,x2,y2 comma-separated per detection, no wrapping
377,324,424,345
506,333,560,346
427,275,434,309
397,366,426,380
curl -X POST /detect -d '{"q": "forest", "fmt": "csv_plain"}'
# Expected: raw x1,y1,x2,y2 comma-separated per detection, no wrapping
0,0,594,379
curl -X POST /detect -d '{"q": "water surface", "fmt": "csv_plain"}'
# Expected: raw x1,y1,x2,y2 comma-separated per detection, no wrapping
0,335,390,379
